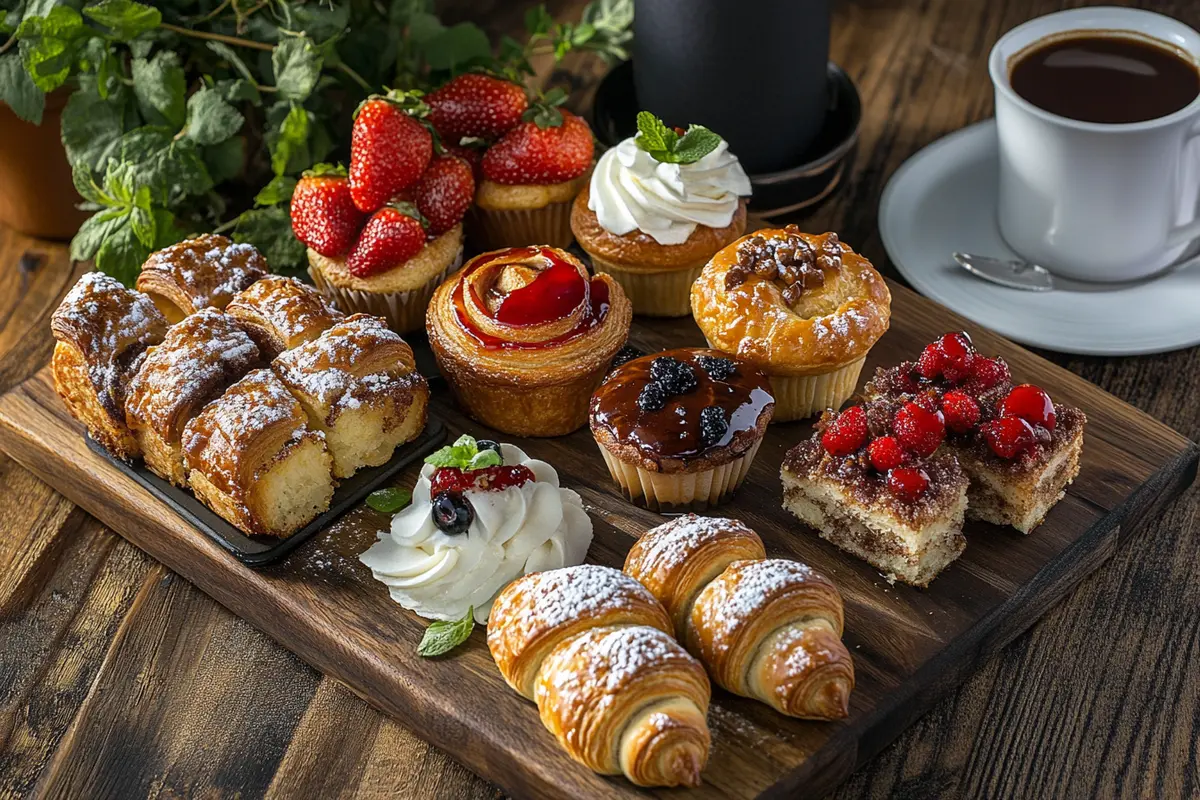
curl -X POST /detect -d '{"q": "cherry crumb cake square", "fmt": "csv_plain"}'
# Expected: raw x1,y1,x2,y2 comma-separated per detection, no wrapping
781,399,969,588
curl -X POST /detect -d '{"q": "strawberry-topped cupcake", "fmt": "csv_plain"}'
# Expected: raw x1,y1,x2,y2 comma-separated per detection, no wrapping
297,91,471,334
468,90,594,250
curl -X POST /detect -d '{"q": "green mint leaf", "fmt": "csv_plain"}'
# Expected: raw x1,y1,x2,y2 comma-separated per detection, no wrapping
419,22,491,72
82,0,161,42
114,127,213,205
280,2,350,45
671,124,722,164
151,207,183,249
70,208,127,263
79,37,122,100
272,35,323,102
94,217,151,286
0,51,44,124
16,6,86,92
424,434,479,469
129,200,155,248
418,606,474,657
254,174,297,207
183,85,244,146
206,42,257,88
466,449,502,470
60,81,123,170
578,0,633,63
0,11,9,36
366,487,413,514
268,101,310,177
635,110,671,154
132,51,186,129
232,205,306,272
219,78,261,106
71,163,107,206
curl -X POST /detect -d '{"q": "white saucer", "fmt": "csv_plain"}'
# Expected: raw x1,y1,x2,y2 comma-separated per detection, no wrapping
879,120,1200,356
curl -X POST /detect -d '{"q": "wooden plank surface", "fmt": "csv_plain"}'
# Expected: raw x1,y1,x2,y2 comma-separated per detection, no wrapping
1,0,1199,797
0,276,1194,798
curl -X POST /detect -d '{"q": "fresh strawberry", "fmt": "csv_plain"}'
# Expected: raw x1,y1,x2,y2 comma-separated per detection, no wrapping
892,401,945,457
481,108,593,185
887,466,930,502
915,343,944,379
868,435,905,472
981,416,1036,459
1000,384,1057,430
968,356,1010,391
346,204,427,278
426,74,528,141
414,154,475,235
821,405,869,456
349,92,433,213
941,390,981,433
445,140,487,182
289,164,365,257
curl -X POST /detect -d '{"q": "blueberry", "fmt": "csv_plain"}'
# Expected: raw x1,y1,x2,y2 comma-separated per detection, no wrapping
650,357,697,395
637,382,667,413
432,491,473,535
696,355,737,381
610,345,644,371
476,439,501,456
698,405,729,448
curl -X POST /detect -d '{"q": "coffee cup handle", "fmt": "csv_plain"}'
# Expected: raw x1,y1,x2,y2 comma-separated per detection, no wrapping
1166,119,1200,248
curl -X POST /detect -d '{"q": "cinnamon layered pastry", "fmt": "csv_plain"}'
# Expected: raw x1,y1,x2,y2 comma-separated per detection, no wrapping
272,314,429,479
488,565,711,788
124,308,262,485
426,245,632,437
225,275,344,359
625,515,855,720
182,369,335,537
136,234,267,323
50,272,169,460
691,226,891,421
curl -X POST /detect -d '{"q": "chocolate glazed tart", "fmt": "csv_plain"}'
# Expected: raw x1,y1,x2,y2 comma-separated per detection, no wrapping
427,246,632,437
590,348,774,510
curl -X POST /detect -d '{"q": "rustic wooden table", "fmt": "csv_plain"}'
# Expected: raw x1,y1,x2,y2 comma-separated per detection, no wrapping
1,1,1197,797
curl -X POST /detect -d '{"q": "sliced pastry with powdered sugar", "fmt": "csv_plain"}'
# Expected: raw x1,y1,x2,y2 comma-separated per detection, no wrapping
624,515,854,719
135,233,267,323
487,564,711,788
224,275,344,359
691,225,891,421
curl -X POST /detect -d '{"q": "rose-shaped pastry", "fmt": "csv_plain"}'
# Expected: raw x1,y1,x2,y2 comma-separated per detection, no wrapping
691,226,891,422
427,246,632,437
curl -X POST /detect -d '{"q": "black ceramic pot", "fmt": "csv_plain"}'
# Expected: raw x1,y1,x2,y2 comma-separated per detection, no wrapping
632,0,831,173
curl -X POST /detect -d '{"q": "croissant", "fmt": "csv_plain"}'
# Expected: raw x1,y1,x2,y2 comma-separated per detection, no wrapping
136,234,267,323
50,272,168,460
624,515,854,720
487,565,711,788
124,308,262,485
272,314,429,479
182,368,335,537
225,275,344,359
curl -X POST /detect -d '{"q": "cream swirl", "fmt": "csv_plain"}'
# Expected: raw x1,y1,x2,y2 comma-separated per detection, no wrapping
588,137,751,246
359,443,593,623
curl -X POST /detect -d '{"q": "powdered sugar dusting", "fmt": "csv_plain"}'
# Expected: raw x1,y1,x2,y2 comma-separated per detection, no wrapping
141,234,266,311
697,560,814,651
274,315,410,409
637,514,749,574
547,626,682,701
229,275,343,344
509,565,655,631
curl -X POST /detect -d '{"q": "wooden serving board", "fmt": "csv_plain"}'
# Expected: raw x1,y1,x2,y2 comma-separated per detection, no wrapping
0,279,1194,799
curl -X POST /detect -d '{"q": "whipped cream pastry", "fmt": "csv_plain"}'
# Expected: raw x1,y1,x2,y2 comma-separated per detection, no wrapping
588,137,751,246
360,438,593,624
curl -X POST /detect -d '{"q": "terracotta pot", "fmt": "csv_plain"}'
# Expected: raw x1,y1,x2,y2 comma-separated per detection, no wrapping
0,89,90,241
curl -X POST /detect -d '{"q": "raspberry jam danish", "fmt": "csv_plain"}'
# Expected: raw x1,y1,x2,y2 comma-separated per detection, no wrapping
426,245,632,437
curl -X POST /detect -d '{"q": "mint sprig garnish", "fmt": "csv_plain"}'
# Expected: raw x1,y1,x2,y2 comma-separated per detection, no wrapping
425,435,502,471
418,606,475,657
634,111,723,165
365,487,412,514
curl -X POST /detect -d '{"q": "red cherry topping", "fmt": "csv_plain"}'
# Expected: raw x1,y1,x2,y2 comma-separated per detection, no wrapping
915,343,944,379
887,467,930,502
868,435,905,472
941,390,981,433
820,405,869,456
892,401,945,457
968,356,1010,390
981,416,1036,459
493,257,586,325
1000,384,1057,430
430,465,536,496
938,331,973,365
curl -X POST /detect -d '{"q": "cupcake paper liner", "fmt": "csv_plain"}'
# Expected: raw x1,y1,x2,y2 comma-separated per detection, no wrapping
587,254,705,318
468,201,575,251
308,248,462,334
597,439,763,511
767,358,866,422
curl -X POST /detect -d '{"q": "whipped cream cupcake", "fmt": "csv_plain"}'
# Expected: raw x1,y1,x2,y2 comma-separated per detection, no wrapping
359,435,593,623
571,112,751,317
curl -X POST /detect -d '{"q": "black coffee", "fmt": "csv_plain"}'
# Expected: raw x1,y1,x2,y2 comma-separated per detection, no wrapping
1010,32,1200,124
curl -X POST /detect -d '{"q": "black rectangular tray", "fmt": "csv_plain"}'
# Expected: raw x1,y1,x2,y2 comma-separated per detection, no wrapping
86,419,447,567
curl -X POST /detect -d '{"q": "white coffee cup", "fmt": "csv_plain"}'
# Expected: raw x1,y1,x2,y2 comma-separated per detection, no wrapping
990,7,1200,282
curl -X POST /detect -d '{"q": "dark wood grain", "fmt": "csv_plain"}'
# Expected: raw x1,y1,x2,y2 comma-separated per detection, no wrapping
1,0,1199,798
0,275,1194,798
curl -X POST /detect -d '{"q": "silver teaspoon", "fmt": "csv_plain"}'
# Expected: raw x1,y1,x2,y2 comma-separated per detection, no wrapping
953,252,1055,291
